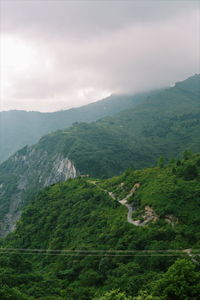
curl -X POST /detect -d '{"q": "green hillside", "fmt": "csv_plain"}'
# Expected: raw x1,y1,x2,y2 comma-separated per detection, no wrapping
38,74,200,177
1,74,199,167
1,153,200,299
0,74,199,237
0,93,149,163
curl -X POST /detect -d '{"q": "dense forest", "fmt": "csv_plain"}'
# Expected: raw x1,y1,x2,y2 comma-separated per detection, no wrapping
0,152,200,299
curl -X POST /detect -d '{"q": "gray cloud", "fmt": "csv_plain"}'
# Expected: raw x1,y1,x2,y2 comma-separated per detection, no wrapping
0,0,199,111
1,0,198,36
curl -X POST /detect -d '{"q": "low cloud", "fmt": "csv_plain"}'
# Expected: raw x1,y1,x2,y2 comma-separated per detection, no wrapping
0,1,199,111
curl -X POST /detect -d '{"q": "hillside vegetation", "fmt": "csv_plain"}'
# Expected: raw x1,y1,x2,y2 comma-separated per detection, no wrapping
0,93,149,163
68,74,200,175
0,153,200,299
23,74,200,177
0,74,199,237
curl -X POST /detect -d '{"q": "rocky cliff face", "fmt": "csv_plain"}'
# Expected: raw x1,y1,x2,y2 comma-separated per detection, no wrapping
0,146,78,237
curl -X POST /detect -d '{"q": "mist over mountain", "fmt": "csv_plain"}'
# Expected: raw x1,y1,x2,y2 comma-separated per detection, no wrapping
0,93,150,163
1,0,200,298
0,74,199,237
1,1,199,113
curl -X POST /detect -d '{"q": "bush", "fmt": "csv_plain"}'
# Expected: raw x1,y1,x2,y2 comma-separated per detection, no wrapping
183,165,198,180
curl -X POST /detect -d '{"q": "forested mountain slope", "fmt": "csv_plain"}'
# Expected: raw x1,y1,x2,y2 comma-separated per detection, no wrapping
1,153,200,299
0,74,199,237
0,93,149,163
30,74,200,178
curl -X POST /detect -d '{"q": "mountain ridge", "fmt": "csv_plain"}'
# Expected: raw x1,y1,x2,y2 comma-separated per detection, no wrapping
0,92,153,163
0,74,199,237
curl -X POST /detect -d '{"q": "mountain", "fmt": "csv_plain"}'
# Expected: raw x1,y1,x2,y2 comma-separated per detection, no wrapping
1,153,200,299
0,93,150,163
0,74,199,236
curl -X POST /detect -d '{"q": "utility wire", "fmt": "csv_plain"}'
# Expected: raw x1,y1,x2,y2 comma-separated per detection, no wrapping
0,248,199,256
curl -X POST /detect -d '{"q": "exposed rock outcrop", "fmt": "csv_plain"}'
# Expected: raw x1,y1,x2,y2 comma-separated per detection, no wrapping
0,148,78,237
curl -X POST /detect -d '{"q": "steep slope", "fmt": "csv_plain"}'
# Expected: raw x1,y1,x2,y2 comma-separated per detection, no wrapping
0,74,199,237
1,153,200,299
98,74,200,159
0,146,77,236
0,123,142,236
69,74,200,172
0,93,149,163
101,151,200,238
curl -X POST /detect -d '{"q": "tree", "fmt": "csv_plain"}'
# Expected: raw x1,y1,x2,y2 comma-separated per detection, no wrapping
169,158,176,165
157,156,165,168
134,290,160,300
183,165,198,180
176,159,181,166
94,289,132,300
151,259,200,300
0,285,30,300
183,150,192,160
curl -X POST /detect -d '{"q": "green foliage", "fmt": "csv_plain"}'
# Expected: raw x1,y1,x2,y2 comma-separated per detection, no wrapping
151,259,200,300
183,150,192,160
182,164,198,180
0,285,31,300
1,75,200,236
0,73,199,298
0,153,199,298
94,289,133,300
157,156,165,168
0,94,145,163
134,290,160,300
65,74,200,177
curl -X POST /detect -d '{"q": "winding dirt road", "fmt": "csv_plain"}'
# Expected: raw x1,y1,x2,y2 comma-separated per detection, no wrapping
88,180,141,226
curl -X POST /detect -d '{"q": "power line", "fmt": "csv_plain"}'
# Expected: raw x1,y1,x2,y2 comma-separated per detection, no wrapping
0,248,199,256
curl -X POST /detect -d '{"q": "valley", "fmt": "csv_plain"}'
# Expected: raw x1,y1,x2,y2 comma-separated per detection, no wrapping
1,1,199,299
0,93,149,163
0,75,199,299
0,74,199,238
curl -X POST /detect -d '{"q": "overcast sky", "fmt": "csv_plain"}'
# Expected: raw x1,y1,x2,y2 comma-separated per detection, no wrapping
0,0,199,112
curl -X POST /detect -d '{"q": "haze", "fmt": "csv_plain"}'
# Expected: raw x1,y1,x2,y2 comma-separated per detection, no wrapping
0,0,199,112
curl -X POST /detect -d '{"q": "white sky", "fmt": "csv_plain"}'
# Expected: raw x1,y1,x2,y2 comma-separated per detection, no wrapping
0,0,199,112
